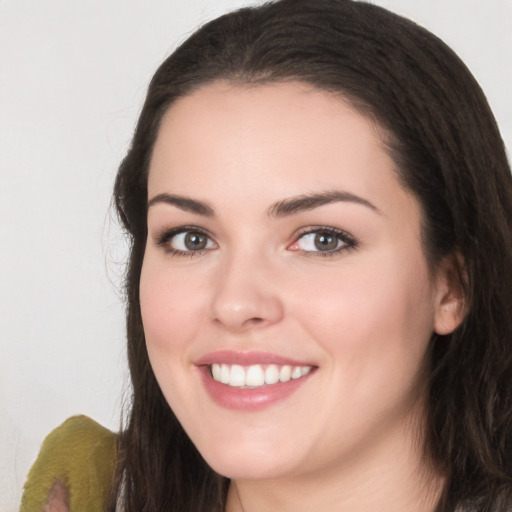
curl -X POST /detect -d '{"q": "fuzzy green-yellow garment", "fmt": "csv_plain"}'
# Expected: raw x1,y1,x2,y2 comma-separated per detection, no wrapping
20,415,116,512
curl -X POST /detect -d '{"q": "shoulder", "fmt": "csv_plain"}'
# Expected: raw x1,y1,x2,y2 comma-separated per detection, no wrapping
20,415,117,512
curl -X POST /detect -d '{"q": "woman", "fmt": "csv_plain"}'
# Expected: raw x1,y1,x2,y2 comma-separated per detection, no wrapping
21,0,512,511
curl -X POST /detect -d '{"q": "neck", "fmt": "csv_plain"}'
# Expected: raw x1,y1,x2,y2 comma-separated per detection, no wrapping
225,410,444,512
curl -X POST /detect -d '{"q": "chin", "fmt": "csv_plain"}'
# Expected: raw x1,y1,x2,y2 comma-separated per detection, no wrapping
207,458,290,481
196,439,296,480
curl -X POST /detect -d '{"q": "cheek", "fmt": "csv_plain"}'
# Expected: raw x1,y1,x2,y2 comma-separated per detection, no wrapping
139,256,206,366
139,255,211,421
292,251,436,384
298,258,435,450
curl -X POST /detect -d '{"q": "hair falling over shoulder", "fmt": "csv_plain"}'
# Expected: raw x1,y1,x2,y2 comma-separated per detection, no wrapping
107,1,512,511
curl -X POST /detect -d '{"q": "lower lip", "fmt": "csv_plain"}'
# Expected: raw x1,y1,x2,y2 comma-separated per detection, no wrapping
198,366,314,411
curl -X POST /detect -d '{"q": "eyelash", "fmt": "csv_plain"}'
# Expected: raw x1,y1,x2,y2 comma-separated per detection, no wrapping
154,225,357,257
290,226,357,257
155,226,215,257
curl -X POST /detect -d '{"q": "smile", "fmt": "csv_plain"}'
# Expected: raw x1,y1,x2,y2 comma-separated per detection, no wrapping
196,351,317,410
210,363,313,388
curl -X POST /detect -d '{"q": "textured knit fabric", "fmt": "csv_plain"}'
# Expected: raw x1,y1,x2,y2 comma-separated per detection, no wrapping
20,415,116,512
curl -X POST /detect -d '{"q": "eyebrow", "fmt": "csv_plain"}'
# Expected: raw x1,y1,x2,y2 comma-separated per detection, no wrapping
147,193,214,216
147,190,380,217
267,190,380,217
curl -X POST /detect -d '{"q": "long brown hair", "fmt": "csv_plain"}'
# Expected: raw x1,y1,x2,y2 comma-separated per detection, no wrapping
109,1,512,510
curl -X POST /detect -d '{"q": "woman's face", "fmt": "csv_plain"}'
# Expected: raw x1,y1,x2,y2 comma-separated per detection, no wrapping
140,82,458,480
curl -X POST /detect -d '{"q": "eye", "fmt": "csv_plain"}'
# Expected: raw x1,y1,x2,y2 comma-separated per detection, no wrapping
155,227,216,255
289,227,356,256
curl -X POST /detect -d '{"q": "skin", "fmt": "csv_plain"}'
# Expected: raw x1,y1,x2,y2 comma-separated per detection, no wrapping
140,82,464,512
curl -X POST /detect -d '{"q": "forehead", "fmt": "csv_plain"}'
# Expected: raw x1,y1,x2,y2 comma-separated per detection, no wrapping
156,81,385,151
148,81,394,196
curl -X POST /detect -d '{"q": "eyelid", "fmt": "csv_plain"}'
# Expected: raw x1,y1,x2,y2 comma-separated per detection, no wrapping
154,225,217,255
288,226,357,256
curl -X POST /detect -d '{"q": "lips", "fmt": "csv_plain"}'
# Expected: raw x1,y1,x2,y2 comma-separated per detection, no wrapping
196,351,316,411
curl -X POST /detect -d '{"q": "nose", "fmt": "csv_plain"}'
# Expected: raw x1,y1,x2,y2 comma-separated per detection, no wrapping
210,253,284,332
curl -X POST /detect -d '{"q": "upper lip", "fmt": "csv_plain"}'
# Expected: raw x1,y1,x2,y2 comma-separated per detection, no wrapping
195,350,315,367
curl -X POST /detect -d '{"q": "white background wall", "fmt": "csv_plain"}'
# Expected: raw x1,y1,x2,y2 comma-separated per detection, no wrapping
1,1,510,510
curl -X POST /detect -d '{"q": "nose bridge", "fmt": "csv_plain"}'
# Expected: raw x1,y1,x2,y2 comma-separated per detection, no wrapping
211,244,283,331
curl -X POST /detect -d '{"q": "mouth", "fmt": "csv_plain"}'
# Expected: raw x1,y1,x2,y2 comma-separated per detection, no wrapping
210,363,313,388
196,351,317,411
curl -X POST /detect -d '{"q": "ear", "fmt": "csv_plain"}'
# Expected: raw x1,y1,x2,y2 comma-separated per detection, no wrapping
433,253,467,335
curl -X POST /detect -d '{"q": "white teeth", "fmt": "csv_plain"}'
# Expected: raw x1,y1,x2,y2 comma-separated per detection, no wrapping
291,366,302,379
301,366,311,376
279,365,292,382
264,364,280,385
212,363,221,381
210,363,313,388
220,364,230,384
246,365,265,387
230,365,246,387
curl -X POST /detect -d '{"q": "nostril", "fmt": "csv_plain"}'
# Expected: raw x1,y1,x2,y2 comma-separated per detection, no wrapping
215,316,264,325
245,317,265,326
